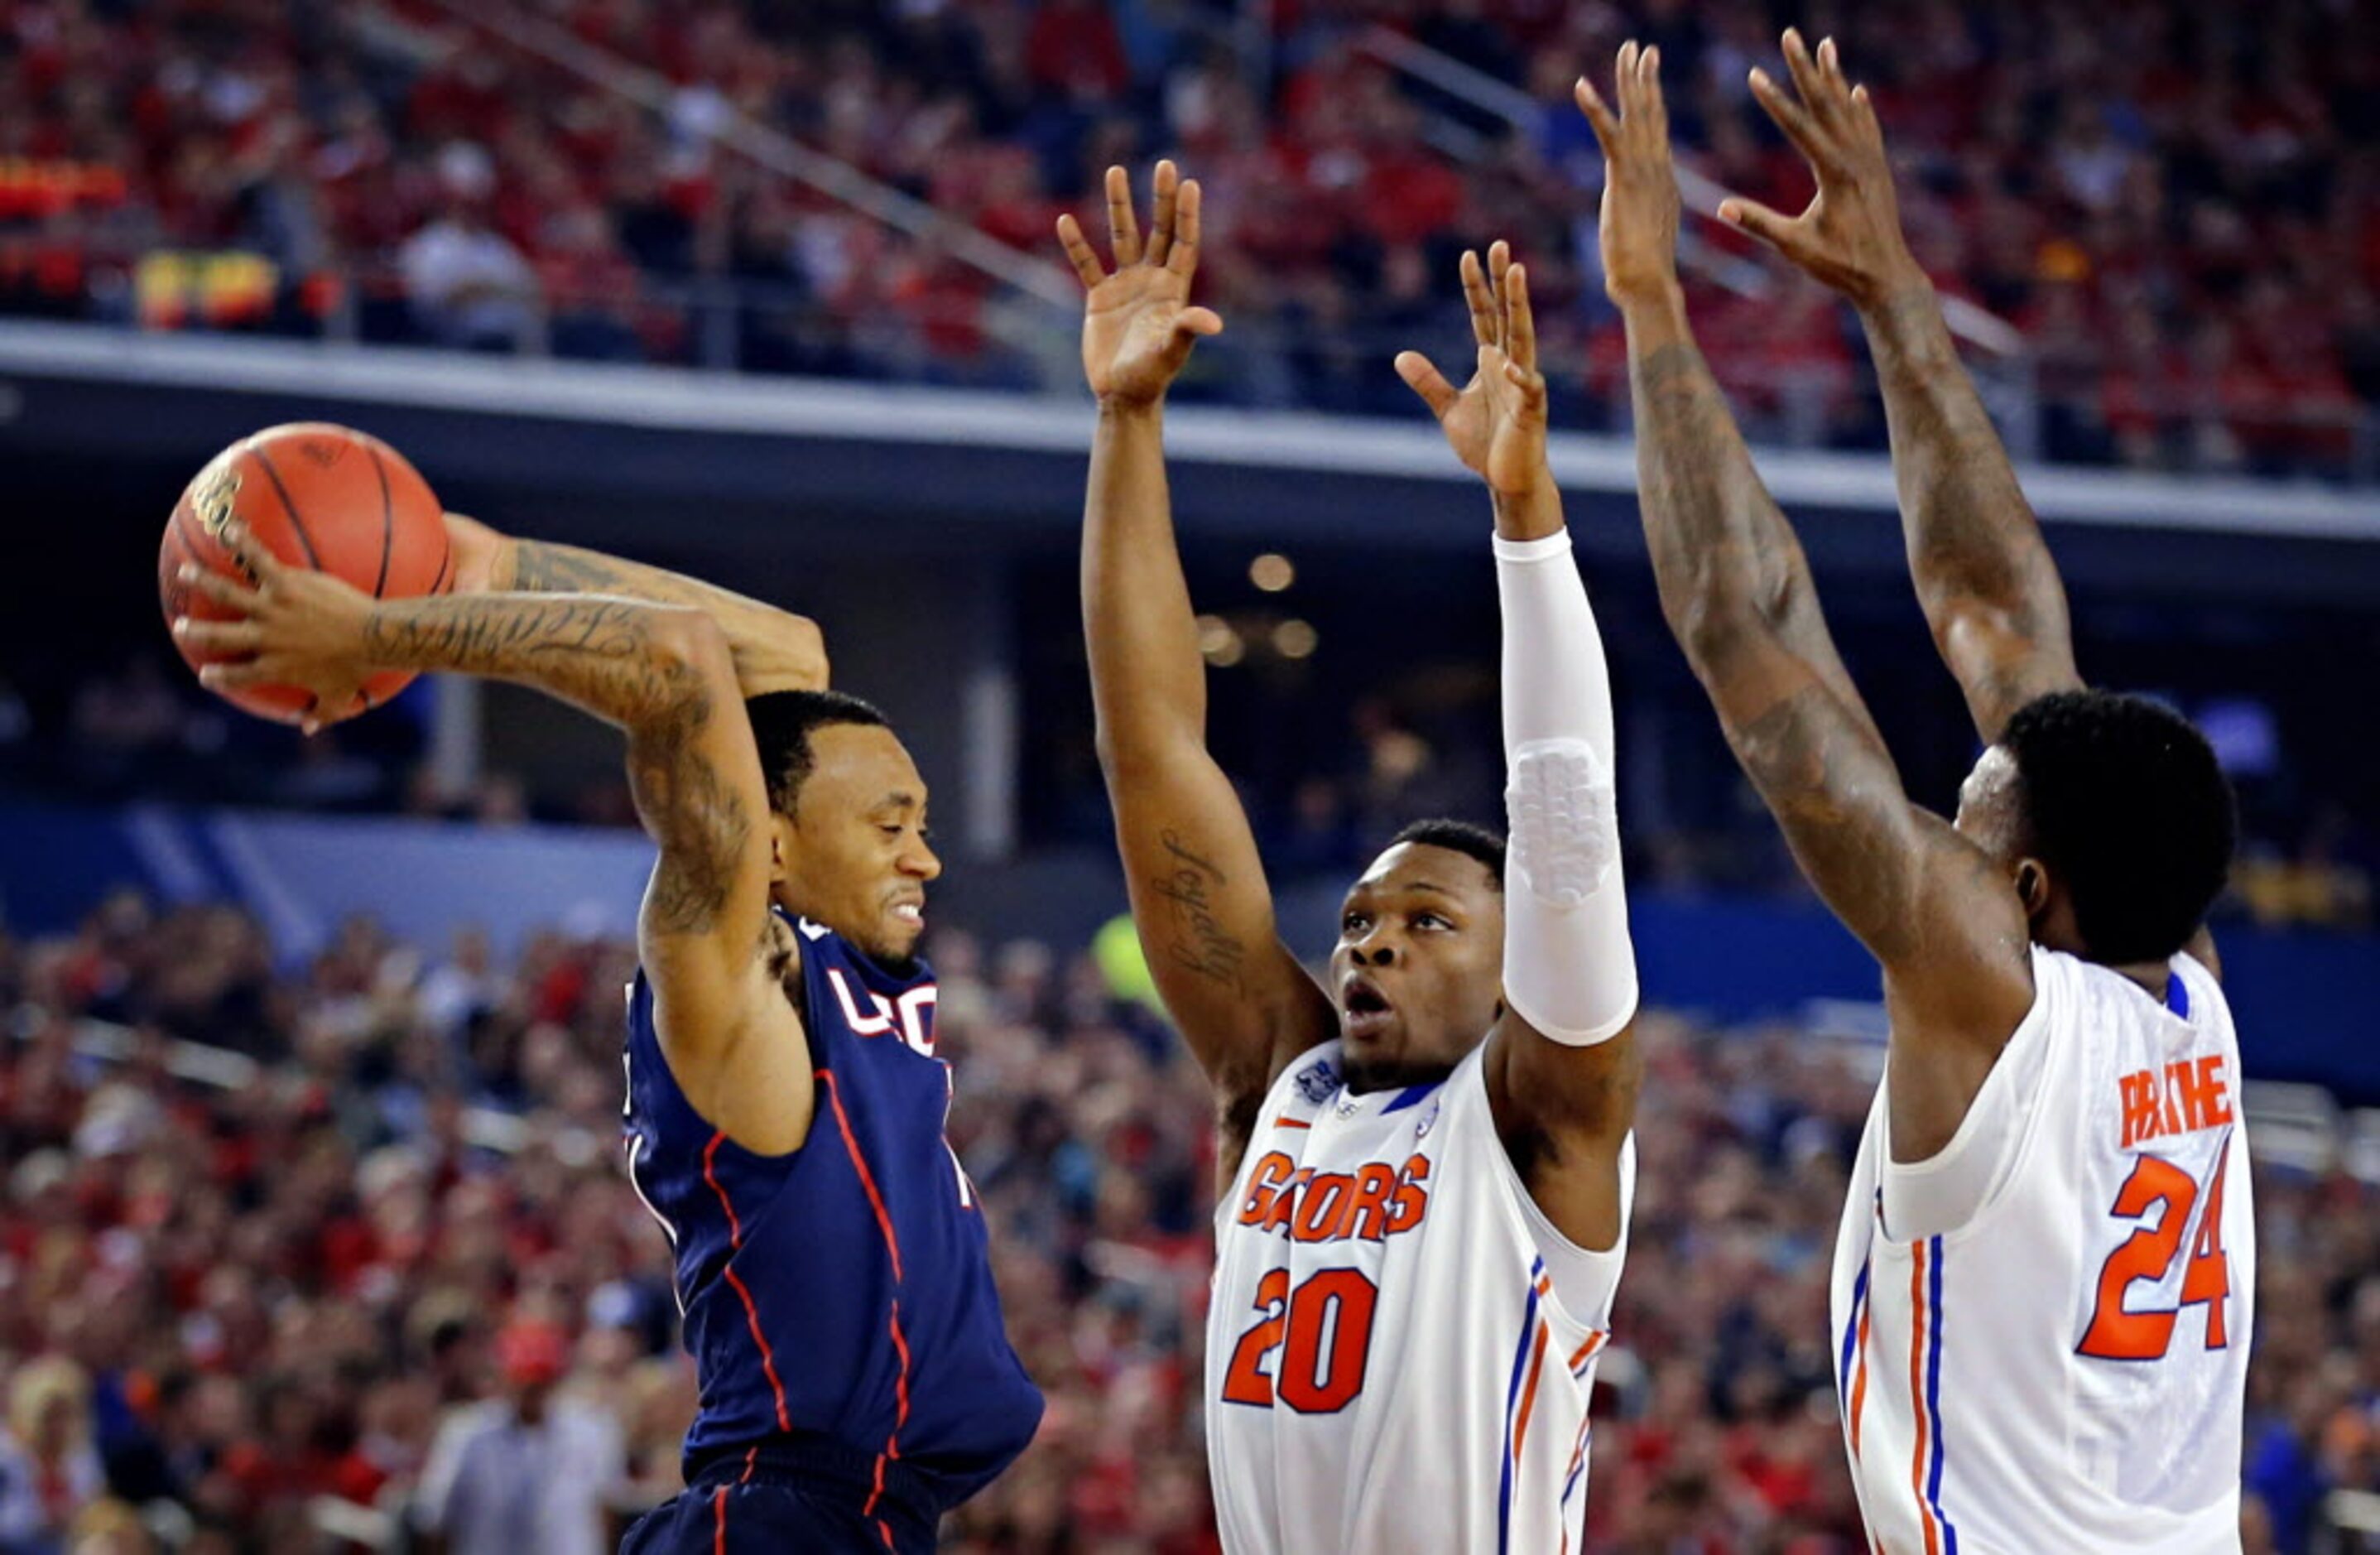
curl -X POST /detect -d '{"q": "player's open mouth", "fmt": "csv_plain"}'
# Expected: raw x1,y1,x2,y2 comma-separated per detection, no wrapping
1341,977,1393,1039
892,902,924,927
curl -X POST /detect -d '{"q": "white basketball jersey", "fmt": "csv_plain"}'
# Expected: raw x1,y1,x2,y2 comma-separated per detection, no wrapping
1206,1041,1632,1555
1832,947,2253,1553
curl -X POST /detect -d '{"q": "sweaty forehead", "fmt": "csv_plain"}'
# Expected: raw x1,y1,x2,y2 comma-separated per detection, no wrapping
1349,841,1498,903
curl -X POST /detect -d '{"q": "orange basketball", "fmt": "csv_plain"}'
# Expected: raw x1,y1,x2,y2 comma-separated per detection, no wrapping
158,423,453,725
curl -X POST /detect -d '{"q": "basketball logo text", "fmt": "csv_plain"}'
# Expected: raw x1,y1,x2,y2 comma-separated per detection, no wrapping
1234,1151,1433,1244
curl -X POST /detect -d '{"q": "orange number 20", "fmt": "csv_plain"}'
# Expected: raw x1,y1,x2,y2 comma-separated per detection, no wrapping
2078,1143,2233,1361
1221,1267,1379,1413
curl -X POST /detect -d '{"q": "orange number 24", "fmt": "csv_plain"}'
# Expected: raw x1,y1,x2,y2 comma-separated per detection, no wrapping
2078,1143,2233,1361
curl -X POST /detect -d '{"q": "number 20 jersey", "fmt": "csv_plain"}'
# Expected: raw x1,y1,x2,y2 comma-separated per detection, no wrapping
1832,946,2253,1553
1205,1041,1633,1555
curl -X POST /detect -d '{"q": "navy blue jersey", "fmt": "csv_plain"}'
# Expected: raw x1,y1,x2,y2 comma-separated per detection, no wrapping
622,912,1042,1514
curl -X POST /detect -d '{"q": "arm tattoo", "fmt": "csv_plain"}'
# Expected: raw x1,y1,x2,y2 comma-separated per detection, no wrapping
509,540,704,605
1629,330,1926,958
362,595,683,727
628,691,751,936
363,594,751,934
1149,831,1248,994
1630,341,1801,634
1727,683,1916,959
1863,285,2075,729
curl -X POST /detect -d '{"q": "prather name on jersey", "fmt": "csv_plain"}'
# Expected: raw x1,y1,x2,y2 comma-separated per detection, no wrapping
2118,1053,2234,1149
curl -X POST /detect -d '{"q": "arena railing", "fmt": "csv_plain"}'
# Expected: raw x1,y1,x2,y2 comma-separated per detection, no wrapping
7,314,2373,537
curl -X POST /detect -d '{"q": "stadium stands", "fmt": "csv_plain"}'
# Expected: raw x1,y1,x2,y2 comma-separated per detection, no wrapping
1,896,2373,1551
2,0,2373,474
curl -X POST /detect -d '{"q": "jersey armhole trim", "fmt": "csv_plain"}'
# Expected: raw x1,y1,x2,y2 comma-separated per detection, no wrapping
632,970,814,1168
1878,953,2055,1244
1465,1053,1630,1330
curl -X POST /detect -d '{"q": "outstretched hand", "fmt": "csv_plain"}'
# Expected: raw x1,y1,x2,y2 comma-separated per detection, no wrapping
1575,42,1682,311
1721,31,1923,307
1058,161,1224,407
1395,241,1550,498
171,517,377,734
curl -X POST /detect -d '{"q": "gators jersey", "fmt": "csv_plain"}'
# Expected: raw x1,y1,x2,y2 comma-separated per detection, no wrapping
622,912,1043,1514
1832,947,2253,1553
1207,1040,1633,1555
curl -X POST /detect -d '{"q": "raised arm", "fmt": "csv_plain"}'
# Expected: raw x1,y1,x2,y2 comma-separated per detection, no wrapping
1720,30,2080,744
1394,244,1640,1251
1059,163,1334,1159
175,522,807,1152
1582,46,2032,1158
444,515,829,699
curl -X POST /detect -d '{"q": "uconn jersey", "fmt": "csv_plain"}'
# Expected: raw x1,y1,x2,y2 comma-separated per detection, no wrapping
1833,947,2252,1553
1208,1041,1633,1555
622,912,1042,1513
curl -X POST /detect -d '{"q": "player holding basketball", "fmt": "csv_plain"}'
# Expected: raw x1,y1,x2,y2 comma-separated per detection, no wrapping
1060,163,1640,1552
1582,39,2248,1551
171,524,1041,1553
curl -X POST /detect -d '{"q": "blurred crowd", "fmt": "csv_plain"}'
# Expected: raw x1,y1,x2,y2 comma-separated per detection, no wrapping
1,0,2375,474
0,889,2373,1553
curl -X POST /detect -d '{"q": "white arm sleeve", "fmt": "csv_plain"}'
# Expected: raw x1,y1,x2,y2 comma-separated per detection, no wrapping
1498,529,1638,1045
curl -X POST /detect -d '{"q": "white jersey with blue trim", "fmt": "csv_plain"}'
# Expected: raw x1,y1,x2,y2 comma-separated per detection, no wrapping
1832,946,2253,1554
1205,1040,1632,1555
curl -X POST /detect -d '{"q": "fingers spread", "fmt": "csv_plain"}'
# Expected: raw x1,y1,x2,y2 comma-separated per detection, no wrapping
177,563,262,613
1818,36,1847,91
1637,44,1666,137
1748,66,1827,165
1781,28,1826,109
1103,164,1142,267
1851,81,1885,146
1487,239,1513,339
212,514,279,582
1056,213,1106,289
1394,350,1460,419
1147,159,1179,267
1503,261,1536,372
171,617,262,653
1461,248,1498,349
1574,75,1619,149
198,661,268,691
1715,195,1800,253
1165,178,1203,278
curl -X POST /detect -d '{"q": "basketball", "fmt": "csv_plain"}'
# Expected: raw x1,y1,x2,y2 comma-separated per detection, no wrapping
158,423,452,724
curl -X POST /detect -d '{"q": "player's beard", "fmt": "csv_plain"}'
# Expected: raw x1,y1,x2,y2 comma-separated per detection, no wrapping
851,932,923,978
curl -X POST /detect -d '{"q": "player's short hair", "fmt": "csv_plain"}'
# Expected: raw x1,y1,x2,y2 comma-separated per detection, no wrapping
2001,689,2235,964
1387,818,1507,890
743,689,892,816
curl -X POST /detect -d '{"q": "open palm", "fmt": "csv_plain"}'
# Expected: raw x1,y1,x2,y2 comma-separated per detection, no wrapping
1396,242,1550,498
1060,161,1223,406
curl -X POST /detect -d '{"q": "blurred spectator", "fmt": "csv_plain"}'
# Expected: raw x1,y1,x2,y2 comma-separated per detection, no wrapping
0,888,2373,1550
411,1317,624,1555
0,0,2370,475
0,1357,106,1555
397,147,541,353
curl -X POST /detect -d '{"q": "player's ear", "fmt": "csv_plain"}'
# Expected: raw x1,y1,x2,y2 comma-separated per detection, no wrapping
2013,857,2051,922
767,811,796,885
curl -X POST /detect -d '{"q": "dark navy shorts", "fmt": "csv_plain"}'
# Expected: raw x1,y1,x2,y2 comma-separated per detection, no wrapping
620,1435,940,1555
